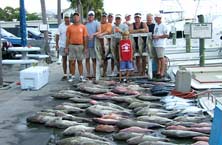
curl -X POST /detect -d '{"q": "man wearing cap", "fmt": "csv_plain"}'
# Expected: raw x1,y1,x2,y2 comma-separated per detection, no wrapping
85,10,101,78
55,14,71,81
108,13,114,24
112,14,129,75
96,12,112,77
146,13,155,34
65,12,88,82
124,14,131,26
129,12,149,76
153,14,169,78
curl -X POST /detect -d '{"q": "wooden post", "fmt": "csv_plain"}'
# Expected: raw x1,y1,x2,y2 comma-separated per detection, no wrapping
0,24,3,87
198,15,205,66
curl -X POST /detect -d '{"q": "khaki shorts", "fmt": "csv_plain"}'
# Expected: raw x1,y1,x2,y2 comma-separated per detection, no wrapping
59,47,67,56
69,44,84,60
86,47,96,59
154,47,165,58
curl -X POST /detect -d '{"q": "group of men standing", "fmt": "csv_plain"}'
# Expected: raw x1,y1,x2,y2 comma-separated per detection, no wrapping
55,10,169,82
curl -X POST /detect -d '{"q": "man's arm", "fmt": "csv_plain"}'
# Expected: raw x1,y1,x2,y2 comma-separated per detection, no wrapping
65,28,70,54
55,34,59,51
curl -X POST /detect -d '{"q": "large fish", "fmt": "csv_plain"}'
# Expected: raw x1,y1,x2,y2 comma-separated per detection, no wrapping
69,97,92,103
111,95,138,104
26,113,60,124
193,136,209,142
93,118,119,125
116,119,164,129
136,94,162,101
135,107,173,116
55,111,92,122
45,118,88,129
127,134,169,145
119,126,153,133
95,124,118,133
52,90,87,99
139,141,177,145
73,132,111,142
62,125,95,136
128,101,162,109
86,105,130,117
191,141,209,145
161,130,208,138
62,102,92,109
56,136,111,145
137,115,174,125
89,92,118,100
54,104,85,114
174,116,210,123
112,86,141,95
113,132,142,141
78,84,110,94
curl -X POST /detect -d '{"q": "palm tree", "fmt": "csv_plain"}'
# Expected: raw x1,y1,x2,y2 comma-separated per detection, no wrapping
57,0,62,25
67,0,104,21
40,0,51,63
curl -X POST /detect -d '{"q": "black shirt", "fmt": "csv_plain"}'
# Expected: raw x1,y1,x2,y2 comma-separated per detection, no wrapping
147,23,155,34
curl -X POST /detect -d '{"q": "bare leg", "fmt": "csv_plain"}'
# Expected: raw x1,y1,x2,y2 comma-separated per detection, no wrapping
69,59,76,76
126,70,129,80
119,71,122,81
142,56,147,76
160,57,165,77
157,57,162,75
62,56,67,75
92,58,96,77
103,60,107,77
136,56,140,75
77,60,83,76
86,58,90,77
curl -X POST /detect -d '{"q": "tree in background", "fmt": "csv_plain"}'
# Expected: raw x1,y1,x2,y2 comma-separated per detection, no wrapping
0,7,40,21
67,0,104,21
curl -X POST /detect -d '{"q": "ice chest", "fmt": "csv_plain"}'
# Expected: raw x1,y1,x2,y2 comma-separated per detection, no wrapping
20,66,49,90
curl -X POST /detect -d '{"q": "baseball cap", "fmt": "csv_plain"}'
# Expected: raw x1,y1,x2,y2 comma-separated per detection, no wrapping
102,12,107,17
108,13,114,17
155,13,162,18
64,13,70,18
88,10,95,16
134,13,142,18
115,14,121,19
73,11,80,16
125,14,131,17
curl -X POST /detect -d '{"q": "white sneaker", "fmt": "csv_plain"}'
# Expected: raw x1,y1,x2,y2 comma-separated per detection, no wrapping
79,76,86,82
110,72,117,77
68,76,75,82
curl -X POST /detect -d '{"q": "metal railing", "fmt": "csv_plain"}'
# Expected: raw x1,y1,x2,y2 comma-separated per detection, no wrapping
94,33,153,80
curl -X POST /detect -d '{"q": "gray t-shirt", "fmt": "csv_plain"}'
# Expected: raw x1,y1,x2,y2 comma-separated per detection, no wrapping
85,20,100,48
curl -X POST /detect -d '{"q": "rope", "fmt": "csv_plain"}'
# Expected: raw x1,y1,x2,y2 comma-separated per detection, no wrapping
171,89,197,99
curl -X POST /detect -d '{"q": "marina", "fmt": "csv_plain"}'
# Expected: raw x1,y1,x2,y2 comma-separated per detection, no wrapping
1,0,222,145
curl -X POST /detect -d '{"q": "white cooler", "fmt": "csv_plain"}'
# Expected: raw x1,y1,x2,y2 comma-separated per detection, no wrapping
20,66,49,90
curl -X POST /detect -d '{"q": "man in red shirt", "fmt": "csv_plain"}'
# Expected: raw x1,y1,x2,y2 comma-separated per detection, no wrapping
119,31,134,82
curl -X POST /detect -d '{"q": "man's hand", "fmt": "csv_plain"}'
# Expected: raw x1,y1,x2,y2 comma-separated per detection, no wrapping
152,35,159,39
88,35,94,40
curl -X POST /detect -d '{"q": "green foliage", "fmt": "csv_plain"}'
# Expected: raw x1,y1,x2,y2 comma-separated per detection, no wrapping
0,6,41,21
67,0,104,21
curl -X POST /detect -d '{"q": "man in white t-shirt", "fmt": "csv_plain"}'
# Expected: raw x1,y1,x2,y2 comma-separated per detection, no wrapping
152,14,169,78
55,14,71,81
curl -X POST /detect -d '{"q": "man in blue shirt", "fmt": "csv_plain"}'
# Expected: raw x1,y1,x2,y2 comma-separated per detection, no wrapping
85,11,101,78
